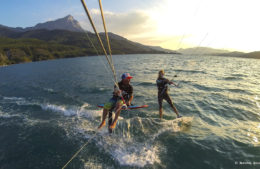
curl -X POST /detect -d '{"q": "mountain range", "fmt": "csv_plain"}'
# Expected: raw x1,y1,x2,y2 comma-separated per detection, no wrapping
177,47,260,59
0,15,259,65
0,15,84,33
0,15,181,65
0,15,176,54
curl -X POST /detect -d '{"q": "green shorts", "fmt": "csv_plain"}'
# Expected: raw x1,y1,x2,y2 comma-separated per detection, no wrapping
104,97,124,110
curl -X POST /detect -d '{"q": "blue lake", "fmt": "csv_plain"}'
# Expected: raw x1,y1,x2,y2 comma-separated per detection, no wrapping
0,54,260,169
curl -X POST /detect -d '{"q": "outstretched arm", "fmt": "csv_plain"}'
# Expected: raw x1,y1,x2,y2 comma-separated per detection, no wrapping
127,95,133,106
169,81,178,87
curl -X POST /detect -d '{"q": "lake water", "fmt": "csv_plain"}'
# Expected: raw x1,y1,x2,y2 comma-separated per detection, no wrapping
0,54,260,169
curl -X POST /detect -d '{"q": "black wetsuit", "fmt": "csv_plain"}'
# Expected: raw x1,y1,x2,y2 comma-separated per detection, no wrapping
156,77,174,109
116,81,133,102
110,81,133,103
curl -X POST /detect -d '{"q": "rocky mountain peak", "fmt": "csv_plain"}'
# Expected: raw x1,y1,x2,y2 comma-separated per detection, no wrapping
65,15,74,21
25,15,85,32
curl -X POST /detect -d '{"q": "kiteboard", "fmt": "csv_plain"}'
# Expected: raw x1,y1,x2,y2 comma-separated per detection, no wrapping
97,104,148,110
98,104,148,133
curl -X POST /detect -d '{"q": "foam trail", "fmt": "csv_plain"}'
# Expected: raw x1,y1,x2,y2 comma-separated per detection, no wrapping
256,102,260,109
41,104,77,116
87,116,193,167
3,96,26,105
77,103,90,116
3,96,24,101
40,103,101,120
113,144,161,167
93,133,161,168
2,96,37,107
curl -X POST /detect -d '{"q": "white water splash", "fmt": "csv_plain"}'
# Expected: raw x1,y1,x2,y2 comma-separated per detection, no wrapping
40,103,101,120
152,116,193,139
41,104,77,116
2,96,37,107
1,96,101,121
3,96,24,101
0,95,189,167
253,136,258,143
113,144,161,167
43,88,54,92
113,117,192,167
256,102,260,109
79,116,194,168
3,96,27,104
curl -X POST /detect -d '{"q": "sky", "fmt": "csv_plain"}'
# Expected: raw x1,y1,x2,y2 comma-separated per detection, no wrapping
1,0,260,52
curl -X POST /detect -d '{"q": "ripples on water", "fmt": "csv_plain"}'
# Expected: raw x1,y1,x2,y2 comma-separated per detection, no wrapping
0,54,260,169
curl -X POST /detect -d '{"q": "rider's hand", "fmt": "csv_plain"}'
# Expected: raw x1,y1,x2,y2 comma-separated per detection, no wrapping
122,104,127,109
126,101,130,106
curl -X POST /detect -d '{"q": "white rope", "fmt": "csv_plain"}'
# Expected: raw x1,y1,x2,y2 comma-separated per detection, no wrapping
61,130,100,169
81,0,117,83
84,30,116,83
98,0,116,81
61,1,132,168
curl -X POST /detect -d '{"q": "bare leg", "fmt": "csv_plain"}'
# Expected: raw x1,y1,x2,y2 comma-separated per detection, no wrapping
108,110,113,133
110,102,122,129
158,96,163,119
171,105,180,117
159,107,163,119
98,109,108,129
165,94,181,117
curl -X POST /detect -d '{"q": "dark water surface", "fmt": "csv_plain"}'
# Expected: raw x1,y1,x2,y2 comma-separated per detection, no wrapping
0,54,260,169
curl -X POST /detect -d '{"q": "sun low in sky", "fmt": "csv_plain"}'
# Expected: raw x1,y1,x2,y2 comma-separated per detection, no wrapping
1,0,260,52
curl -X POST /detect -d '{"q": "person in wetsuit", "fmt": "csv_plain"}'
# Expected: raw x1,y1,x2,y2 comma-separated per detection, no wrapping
156,70,181,119
98,73,133,131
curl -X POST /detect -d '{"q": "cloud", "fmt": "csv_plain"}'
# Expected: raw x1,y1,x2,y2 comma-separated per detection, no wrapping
78,9,156,37
130,34,192,49
75,1,260,52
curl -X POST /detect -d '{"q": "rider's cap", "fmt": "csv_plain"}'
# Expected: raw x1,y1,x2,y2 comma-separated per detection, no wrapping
121,73,133,79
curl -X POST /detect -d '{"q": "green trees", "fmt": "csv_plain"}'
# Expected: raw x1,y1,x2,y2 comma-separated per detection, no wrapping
0,37,88,65
0,52,8,65
0,29,164,66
